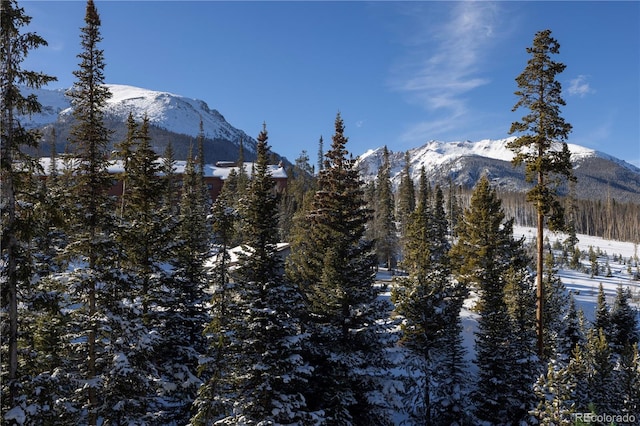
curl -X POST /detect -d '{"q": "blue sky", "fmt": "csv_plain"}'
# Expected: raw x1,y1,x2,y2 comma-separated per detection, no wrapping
22,1,640,166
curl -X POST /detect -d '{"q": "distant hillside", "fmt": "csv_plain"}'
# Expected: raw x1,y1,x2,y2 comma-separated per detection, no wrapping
20,84,288,165
357,138,640,203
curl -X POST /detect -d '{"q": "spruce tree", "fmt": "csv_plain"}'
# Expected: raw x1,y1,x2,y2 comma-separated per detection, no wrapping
582,328,617,414
594,283,611,338
159,146,211,423
278,150,316,241
557,295,585,360
0,0,56,414
286,113,390,424
195,125,315,424
191,170,239,425
62,1,119,422
393,182,467,425
610,285,639,354
112,115,174,422
508,29,575,355
617,343,640,419
450,176,536,424
541,250,570,359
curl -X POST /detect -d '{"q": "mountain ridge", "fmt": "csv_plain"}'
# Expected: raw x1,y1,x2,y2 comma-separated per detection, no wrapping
357,139,640,203
21,84,640,203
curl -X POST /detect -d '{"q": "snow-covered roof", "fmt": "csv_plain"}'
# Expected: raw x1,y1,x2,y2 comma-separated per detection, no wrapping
36,157,287,179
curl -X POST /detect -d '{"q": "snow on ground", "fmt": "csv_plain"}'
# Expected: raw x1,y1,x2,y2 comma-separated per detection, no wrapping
376,226,640,419
514,226,640,324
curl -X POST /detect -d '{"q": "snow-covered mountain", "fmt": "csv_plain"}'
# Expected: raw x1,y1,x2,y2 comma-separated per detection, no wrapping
358,138,640,202
20,84,261,163
22,84,254,145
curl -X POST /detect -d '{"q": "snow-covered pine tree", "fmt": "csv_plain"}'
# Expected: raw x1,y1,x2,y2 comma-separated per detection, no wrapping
393,182,468,425
286,113,391,425
195,125,316,425
594,283,611,339
556,294,586,361
502,262,538,422
59,1,123,423
191,169,239,425
609,285,639,354
450,176,536,424
109,114,172,423
616,343,640,419
0,0,57,419
542,250,570,359
157,141,212,423
532,360,578,424
582,328,617,414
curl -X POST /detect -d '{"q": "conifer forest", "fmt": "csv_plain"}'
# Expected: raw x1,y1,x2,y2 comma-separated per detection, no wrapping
2,1,639,425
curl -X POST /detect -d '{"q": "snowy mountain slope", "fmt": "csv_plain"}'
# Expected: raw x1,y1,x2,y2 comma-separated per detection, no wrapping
20,84,268,164
19,84,259,161
358,138,640,202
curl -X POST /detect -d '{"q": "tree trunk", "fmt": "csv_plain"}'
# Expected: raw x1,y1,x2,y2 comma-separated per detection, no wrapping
536,171,545,357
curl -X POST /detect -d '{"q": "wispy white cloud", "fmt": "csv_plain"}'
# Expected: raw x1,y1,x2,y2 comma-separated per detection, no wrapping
567,75,594,97
389,2,501,142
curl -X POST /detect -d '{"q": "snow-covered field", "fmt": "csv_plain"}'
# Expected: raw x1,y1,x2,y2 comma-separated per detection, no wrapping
513,226,640,324
376,226,640,420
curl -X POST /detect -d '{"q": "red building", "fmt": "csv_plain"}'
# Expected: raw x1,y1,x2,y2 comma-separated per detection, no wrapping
39,158,288,203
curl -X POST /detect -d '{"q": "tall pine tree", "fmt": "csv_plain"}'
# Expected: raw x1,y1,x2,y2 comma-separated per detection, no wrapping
0,0,56,415
62,1,119,422
194,124,315,424
286,113,390,424
508,29,575,355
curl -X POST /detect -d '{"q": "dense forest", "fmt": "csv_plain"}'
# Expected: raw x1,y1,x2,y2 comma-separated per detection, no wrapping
2,1,639,425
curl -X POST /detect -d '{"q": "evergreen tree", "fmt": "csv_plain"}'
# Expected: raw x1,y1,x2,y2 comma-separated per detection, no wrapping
582,328,617,414
532,360,578,425
393,181,468,425
542,250,570,359
557,295,585,360
114,112,137,219
508,29,575,355
160,141,180,215
112,115,174,422
450,176,536,424
317,134,324,174
286,113,390,424
278,150,316,242
373,146,398,269
446,178,463,239
195,125,315,424
616,343,640,419
588,246,599,277
502,262,538,422
610,285,639,354
191,169,239,425
160,146,211,422
61,1,119,422
0,0,56,415
594,283,611,338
